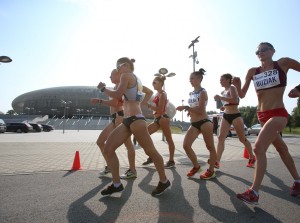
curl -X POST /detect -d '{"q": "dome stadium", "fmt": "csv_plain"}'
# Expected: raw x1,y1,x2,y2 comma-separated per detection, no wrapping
11,86,177,119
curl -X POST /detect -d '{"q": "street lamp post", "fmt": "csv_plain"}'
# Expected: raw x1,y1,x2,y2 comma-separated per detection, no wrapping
51,108,57,118
154,68,176,141
188,36,200,72
181,100,184,122
25,107,34,121
61,100,72,134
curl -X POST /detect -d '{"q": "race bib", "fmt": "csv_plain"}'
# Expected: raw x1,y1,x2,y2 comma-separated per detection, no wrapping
253,69,280,90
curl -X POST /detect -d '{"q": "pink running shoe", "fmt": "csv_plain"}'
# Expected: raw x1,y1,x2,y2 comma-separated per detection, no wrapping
237,189,259,205
291,182,300,197
246,157,256,168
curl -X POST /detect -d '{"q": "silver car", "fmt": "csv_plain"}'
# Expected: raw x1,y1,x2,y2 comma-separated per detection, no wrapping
248,124,262,136
0,119,6,133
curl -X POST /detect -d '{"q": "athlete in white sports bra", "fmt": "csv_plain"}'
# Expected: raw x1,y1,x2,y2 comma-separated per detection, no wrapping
97,57,171,197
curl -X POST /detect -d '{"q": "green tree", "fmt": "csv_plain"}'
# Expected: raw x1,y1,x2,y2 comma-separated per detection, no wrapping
239,106,258,127
291,98,300,128
6,109,17,115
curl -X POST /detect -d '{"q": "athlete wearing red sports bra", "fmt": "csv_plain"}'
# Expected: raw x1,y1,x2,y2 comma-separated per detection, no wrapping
233,42,300,205
214,73,255,169
142,75,176,168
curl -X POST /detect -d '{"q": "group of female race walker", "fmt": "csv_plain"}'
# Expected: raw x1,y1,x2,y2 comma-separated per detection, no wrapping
91,42,300,205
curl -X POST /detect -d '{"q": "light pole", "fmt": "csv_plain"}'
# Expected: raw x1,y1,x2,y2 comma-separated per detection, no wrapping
181,100,184,122
51,108,57,118
61,100,72,134
154,68,176,141
76,108,83,132
188,36,200,72
0,56,12,64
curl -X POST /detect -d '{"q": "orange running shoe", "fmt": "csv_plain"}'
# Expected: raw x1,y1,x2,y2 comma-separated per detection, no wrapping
187,165,201,177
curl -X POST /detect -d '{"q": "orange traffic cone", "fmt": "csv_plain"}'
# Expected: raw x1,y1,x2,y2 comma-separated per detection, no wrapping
242,148,250,159
71,151,82,170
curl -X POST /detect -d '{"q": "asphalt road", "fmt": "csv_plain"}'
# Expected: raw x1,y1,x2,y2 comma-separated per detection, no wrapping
0,131,299,222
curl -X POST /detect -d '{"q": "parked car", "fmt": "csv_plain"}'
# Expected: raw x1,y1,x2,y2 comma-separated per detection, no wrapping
0,119,6,133
6,122,33,133
40,124,54,132
29,123,43,132
229,124,249,136
248,124,262,136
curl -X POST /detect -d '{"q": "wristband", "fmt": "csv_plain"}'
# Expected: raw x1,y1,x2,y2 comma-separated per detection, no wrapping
100,86,106,92
295,84,300,91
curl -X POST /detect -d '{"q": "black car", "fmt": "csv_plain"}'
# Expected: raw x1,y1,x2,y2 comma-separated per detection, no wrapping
29,123,43,132
0,119,6,133
6,122,33,133
41,124,54,132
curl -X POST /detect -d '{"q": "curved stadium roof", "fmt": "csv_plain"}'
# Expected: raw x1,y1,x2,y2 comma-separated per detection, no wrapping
12,86,176,119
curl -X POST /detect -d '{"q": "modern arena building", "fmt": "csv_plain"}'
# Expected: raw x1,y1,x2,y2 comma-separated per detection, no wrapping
11,86,177,119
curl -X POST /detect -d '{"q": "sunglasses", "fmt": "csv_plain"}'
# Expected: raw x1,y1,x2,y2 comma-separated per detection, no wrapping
152,81,159,85
255,47,272,55
116,62,126,70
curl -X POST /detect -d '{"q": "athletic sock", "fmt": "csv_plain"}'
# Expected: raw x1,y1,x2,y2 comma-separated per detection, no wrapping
113,183,122,188
251,189,259,196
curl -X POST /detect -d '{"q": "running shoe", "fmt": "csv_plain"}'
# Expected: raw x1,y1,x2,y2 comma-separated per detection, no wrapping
290,182,300,197
151,180,171,196
207,159,220,169
237,189,259,205
164,160,175,169
200,169,216,180
100,166,111,175
101,183,124,196
246,157,256,168
142,157,153,165
120,169,137,179
187,165,201,177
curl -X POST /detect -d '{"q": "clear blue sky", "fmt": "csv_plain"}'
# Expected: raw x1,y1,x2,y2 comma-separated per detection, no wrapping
1,0,300,122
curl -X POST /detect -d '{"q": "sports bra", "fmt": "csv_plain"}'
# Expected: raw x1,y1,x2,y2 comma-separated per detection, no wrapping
123,75,143,101
152,91,167,114
253,61,287,91
188,88,207,108
221,87,239,106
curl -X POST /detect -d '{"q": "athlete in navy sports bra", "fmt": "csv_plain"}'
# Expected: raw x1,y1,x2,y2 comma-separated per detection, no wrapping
233,42,300,204
97,57,170,197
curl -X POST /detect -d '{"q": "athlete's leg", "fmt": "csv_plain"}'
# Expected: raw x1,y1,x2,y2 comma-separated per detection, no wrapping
201,121,217,172
132,120,167,182
104,124,132,184
251,117,287,192
115,116,135,172
272,133,300,181
160,118,175,161
216,118,231,162
233,117,254,158
183,126,200,167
